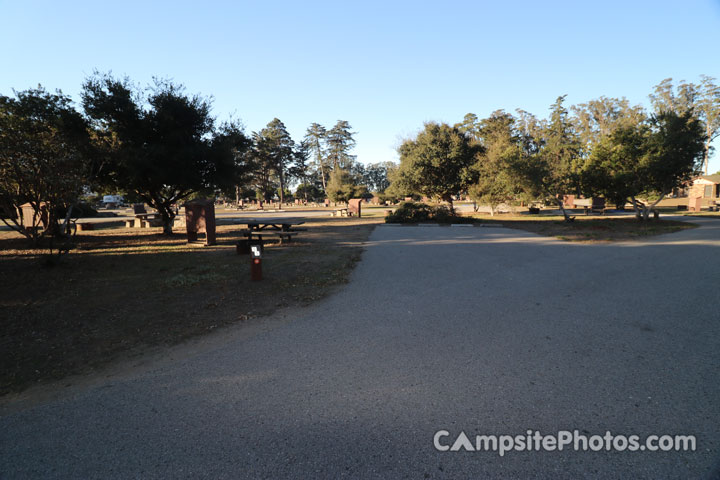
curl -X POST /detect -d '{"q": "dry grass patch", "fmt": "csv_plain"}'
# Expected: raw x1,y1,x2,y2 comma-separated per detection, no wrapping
467,213,697,242
0,217,381,394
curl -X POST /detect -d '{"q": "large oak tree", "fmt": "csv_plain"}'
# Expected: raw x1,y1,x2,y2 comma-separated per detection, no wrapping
393,122,479,211
82,74,249,234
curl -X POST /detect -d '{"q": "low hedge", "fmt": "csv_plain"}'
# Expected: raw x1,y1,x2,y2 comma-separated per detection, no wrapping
385,202,473,224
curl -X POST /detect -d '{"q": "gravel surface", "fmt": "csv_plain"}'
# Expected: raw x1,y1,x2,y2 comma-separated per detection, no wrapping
2,218,719,479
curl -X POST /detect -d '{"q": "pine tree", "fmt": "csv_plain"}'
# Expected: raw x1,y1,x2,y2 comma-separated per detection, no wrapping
326,120,356,170
304,123,327,192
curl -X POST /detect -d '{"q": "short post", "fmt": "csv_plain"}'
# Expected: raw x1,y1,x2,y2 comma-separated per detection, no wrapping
250,244,262,281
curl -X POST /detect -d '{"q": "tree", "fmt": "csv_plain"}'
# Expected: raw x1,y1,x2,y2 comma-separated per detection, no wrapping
291,140,312,201
515,109,545,157
248,133,278,202
0,87,95,244
467,111,522,215
325,168,360,204
649,76,720,174
696,75,720,175
295,182,323,201
362,162,394,193
392,122,479,212
304,123,328,191
589,111,705,220
649,78,698,116
82,74,249,234
253,118,295,204
326,120,356,170
584,124,648,211
572,97,646,147
630,111,705,219
385,162,414,200
571,97,646,204
454,113,481,141
349,161,366,186
513,97,582,222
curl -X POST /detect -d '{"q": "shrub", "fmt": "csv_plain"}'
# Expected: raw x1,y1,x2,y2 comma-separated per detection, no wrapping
385,202,432,223
385,202,472,224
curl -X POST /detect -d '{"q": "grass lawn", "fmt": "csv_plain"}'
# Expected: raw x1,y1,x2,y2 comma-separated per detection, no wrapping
0,217,381,395
466,213,697,242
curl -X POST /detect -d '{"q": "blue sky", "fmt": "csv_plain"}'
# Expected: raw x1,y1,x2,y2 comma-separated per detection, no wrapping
2,0,720,172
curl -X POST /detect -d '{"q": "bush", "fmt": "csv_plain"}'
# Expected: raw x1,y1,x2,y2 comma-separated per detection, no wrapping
385,202,472,224
385,202,432,223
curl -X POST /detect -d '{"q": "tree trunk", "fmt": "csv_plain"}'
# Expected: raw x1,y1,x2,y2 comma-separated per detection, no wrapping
303,174,309,202
631,194,667,221
704,141,710,175
630,197,645,220
319,160,327,193
555,197,572,222
444,195,454,214
278,170,285,205
61,204,74,236
161,210,174,235
151,200,175,235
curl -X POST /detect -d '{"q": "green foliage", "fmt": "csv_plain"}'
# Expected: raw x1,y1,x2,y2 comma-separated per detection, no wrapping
326,168,361,203
385,202,469,223
326,120,356,170
0,87,95,243
454,113,481,141
295,182,324,201
571,97,646,147
360,161,394,192
584,124,647,208
304,123,328,190
251,118,295,203
587,110,705,219
291,140,312,193
467,111,523,214
82,73,250,234
649,76,720,174
649,78,698,116
392,122,480,210
511,96,582,221
697,75,720,174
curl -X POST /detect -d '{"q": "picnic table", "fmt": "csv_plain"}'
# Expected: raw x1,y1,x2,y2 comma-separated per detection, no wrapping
240,218,306,245
125,204,162,228
245,218,305,232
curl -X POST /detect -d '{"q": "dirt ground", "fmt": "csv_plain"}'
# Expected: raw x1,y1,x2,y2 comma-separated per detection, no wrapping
0,217,381,395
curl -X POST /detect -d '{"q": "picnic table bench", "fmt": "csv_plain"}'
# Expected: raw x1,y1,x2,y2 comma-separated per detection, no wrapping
238,218,306,246
583,206,607,215
241,229,298,244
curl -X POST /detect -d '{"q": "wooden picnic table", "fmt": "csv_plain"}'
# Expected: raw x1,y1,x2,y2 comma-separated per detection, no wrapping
238,218,306,245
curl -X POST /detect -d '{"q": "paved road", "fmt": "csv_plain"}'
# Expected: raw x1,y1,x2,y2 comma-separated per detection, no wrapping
2,219,720,478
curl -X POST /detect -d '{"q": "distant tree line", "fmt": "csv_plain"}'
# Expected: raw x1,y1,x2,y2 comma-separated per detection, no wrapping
0,72,394,240
389,76,718,221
